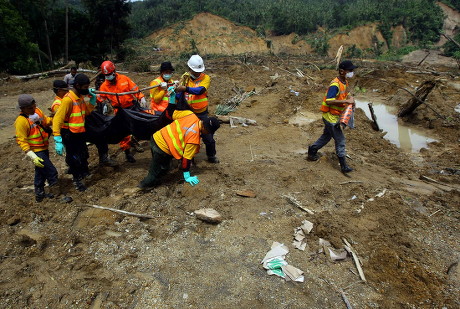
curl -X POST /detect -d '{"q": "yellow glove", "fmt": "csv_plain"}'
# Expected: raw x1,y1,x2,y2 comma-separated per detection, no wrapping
26,150,45,168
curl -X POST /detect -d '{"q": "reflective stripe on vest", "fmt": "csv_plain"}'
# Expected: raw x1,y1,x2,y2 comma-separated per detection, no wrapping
63,91,86,133
51,96,62,114
161,114,200,159
186,75,208,111
320,77,348,115
27,108,49,147
151,78,169,112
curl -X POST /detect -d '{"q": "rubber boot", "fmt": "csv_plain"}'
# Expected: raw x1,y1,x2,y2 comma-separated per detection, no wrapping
125,149,136,163
207,156,220,163
131,136,145,153
99,152,118,167
307,146,320,161
35,187,45,202
73,179,87,192
338,156,353,173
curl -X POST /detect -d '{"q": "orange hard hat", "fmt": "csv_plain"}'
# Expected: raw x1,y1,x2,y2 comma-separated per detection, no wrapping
101,61,115,74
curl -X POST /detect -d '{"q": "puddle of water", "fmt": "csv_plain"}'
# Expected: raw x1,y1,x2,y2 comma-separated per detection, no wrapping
355,100,437,152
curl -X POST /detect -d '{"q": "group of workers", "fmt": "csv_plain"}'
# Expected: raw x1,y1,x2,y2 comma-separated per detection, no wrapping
15,55,220,202
15,56,357,202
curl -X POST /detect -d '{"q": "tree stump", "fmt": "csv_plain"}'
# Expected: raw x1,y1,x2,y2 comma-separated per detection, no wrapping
398,80,436,117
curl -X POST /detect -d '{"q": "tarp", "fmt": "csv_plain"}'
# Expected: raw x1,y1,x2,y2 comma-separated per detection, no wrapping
84,107,172,144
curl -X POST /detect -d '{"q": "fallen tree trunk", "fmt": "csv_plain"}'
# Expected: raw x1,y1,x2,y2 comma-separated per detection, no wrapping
398,80,436,117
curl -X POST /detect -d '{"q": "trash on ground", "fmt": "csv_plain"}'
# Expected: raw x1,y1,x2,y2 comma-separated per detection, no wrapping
261,242,304,282
319,238,349,261
236,189,257,198
194,208,223,224
282,194,315,215
293,220,313,251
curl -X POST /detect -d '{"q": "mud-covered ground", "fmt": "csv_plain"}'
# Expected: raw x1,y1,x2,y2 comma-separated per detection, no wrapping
0,56,459,308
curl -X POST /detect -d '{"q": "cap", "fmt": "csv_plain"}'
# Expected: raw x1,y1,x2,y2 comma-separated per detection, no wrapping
53,80,68,90
18,94,35,108
339,60,358,70
74,73,90,86
160,61,174,72
202,117,220,134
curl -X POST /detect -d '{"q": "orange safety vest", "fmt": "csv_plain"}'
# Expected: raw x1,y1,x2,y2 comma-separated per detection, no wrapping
160,113,201,159
62,90,87,133
150,77,170,112
185,74,209,112
320,77,349,115
51,96,62,115
25,108,49,149
100,74,144,108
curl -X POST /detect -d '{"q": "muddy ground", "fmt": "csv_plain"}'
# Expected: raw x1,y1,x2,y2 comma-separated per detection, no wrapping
0,56,459,308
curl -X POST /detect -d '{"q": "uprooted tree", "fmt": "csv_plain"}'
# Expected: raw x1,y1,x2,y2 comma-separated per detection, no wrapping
398,80,437,117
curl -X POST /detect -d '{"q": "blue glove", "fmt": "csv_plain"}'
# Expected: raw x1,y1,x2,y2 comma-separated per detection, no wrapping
183,171,199,186
54,136,65,156
88,88,97,106
168,86,176,104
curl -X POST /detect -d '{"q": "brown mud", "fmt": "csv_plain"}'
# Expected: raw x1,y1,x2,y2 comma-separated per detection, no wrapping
0,56,459,308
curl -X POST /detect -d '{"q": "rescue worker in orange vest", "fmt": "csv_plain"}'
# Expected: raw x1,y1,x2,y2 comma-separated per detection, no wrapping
149,61,176,115
50,80,69,117
52,74,97,191
138,87,220,189
307,60,357,173
15,94,58,202
98,60,146,163
175,55,219,163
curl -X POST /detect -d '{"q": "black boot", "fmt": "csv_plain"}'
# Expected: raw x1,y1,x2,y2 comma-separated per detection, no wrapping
307,146,320,161
35,187,45,202
73,179,87,192
207,156,220,163
99,153,118,167
338,156,353,173
125,149,136,163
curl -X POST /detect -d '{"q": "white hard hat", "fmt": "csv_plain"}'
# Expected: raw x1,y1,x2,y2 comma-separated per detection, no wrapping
187,55,205,72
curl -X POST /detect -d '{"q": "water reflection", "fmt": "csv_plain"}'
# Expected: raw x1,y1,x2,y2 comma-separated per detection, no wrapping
355,100,437,152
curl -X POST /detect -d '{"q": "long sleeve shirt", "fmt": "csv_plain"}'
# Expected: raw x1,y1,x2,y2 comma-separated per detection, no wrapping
52,90,95,136
14,107,52,152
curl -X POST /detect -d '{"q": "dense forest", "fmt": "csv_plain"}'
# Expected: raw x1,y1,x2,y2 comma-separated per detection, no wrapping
0,0,458,74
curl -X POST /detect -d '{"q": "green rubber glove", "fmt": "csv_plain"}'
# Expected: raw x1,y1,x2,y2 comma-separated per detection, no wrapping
88,88,97,106
183,171,199,186
54,136,65,156
168,86,176,104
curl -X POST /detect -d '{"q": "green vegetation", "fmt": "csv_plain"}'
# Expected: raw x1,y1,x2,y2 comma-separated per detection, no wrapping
0,0,451,74
377,46,419,61
0,0,131,74
129,0,444,46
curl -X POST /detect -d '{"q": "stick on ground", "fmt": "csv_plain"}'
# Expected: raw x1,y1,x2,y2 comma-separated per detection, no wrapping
81,204,155,219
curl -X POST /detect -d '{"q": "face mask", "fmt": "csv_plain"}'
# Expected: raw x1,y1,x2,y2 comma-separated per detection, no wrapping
346,72,354,78
78,88,89,95
29,113,40,123
163,74,172,81
105,73,115,81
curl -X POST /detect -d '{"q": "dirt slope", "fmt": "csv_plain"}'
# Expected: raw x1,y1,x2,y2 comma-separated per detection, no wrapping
148,13,268,55
0,56,459,308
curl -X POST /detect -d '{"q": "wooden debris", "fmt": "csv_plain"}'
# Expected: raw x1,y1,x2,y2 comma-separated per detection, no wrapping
194,208,223,223
419,175,457,189
282,194,314,215
82,204,155,219
398,80,436,117
340,290,353,309
343,238,366,282
236,189,257,198
368,103,380,131
339,181,363,185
